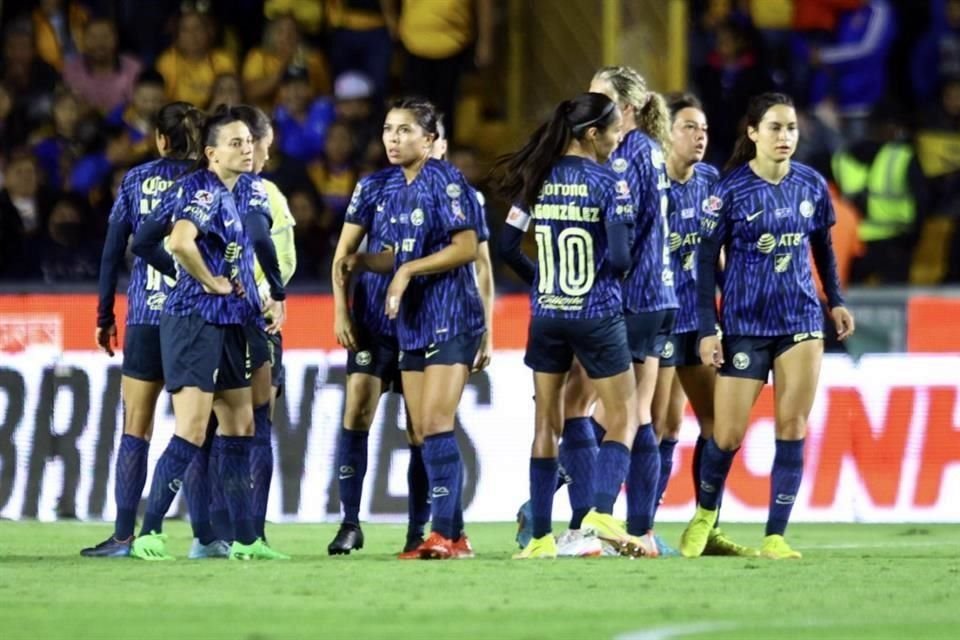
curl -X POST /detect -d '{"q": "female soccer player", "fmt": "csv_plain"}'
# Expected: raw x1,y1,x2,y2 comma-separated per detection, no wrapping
680,92,855,559
336,97,486,560
81,102,202,558
651,94,754,556
494,92,643,559
130,108,288,560
588,66,677,555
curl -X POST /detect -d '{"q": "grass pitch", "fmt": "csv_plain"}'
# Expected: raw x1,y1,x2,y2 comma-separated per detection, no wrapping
0,521,957,639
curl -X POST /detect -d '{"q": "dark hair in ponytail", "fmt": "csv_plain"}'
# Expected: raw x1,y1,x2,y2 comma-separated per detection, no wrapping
230,103,272,141
725,92,795,171
192,104,250,171
156,101,204,161
388,95,440,137
491,92,619,209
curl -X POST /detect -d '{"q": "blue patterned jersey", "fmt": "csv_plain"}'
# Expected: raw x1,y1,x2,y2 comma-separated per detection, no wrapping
667,163,720,333
344,166,406,338
507,156,634,320
232,173,273,325
385,159,486,350
163,170,259,325
700,162,835,336
106,158,189,326
611,130,679,313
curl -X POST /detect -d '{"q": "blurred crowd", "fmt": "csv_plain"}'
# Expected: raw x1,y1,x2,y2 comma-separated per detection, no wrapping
0,0,492,285
1,0,958,288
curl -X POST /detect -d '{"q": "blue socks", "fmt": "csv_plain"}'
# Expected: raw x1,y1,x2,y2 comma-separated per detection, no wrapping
626,423,660,535
692,435,706,504
250,403,273,538
654,437,678,518
589,417,606,444
766,439,805,536
698,437,737,511
530,457,559,538
407,445,430,539
422,432,462,540
593,441,630,514
139,435,199,535
336,428,369,526
208,435,233,542
114,434,148,540
559,417,597,530
218,435,256,545
183,438,214,544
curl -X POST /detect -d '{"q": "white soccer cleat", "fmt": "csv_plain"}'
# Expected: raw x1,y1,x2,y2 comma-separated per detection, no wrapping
555,529,603,558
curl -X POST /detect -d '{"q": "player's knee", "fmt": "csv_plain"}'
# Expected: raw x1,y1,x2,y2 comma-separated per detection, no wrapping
777,415,807,440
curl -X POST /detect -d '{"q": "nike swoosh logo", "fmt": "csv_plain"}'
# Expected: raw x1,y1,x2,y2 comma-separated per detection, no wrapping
746,210,763,222
225,219,236,226
425,349,440,359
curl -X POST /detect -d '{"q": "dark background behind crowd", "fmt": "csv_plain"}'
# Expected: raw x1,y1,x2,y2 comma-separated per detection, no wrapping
0,0,958,289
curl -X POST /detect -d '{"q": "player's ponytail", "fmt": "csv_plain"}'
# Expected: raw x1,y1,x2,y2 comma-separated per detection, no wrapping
593,66,669,149
492,93,618,209
636,92,670,150
725,92,795,171
231,103,272,142
156,101,205,161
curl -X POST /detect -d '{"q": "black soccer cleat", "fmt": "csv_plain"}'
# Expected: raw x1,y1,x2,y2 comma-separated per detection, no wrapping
80,535,132,558
327,523,364,555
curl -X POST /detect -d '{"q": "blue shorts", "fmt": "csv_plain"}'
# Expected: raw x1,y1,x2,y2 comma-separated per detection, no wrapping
244,321,272,374
347,325,402,391
266,331,284,392
525,315,631,379
720,332,825,381
626,309,677,363
122,324,163,382
160,313,249,393
659,331,702,368
399,332,482,372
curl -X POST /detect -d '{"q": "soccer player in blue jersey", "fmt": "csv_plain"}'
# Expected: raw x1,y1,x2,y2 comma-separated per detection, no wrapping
130,108,288,561
494,92,644,559
680,93,855,559
652,94,754,556
81,102,203,558
588,66,677,556
336,97,485,560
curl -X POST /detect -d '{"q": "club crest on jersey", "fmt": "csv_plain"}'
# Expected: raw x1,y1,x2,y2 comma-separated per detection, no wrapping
799,200,815,218
193,190,214,207
355,351,372,366
732,352,750,370
703,196,722,213
612,157,629,173
410,208,425,226
446,183,462,199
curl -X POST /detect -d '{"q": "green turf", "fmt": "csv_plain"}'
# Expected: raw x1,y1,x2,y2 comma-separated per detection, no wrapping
1,521,957,639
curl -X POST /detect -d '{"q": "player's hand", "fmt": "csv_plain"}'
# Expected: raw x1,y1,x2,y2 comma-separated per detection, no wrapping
385,267,411,320
831,306,855,341
264,298,286,334
472,331,492,372
335,255,361,288
203,276,233,296
95,324,118,357
699,335,723,369
335,309,359,352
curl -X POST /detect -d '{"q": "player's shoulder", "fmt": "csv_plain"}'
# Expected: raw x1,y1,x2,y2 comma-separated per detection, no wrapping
586,160,622,192
789,161,828,191
694,162,721,184
358,166,401,192
423,158,466,189
716,163,752,192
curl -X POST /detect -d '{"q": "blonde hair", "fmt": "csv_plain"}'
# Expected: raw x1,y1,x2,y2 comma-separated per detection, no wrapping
592,66,670,150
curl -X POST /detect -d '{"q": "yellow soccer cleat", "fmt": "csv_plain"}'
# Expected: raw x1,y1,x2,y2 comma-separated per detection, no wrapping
679,505,719,558
581,509,648,558
703,527,760,557
513,534,558,559
760,534,802,559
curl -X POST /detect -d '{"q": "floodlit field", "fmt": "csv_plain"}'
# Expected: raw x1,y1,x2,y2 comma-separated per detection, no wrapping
1,521,957,639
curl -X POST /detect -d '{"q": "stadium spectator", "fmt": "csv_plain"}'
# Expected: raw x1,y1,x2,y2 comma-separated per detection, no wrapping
307,120,358,226
207,72,245,110
911,0,960,104
0,150,52,280
1,18,58,140
383,0,493,143
264,0,324,37
31,0,88,72
288,185,334,282
155,9,236,106
39,193,99,282
331,70,378,160
32,87,85,191
106,70,166,165
62,17,142,115
273,66,334,162
242,14,330,110
325,0,393,102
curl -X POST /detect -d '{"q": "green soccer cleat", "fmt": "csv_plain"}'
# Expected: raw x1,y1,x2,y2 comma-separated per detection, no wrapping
760,534,802,560
679,505,719,558
703,527,759,557
581,509,647,558
229,538,291,560
130,532,174,561
513,534,558,559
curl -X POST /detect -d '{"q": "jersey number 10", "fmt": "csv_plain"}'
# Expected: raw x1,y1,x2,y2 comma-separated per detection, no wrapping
535,225,596,297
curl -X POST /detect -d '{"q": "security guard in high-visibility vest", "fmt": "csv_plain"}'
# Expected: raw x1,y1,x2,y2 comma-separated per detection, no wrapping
832,124,928,283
